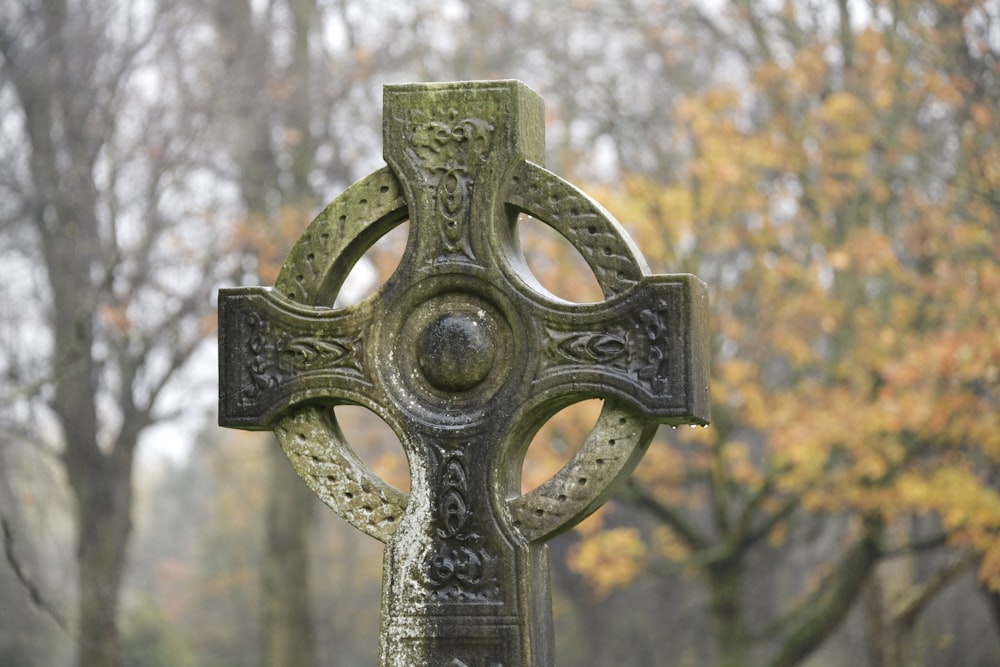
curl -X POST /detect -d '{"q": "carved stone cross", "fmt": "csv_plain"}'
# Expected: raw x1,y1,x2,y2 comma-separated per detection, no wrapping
219,81,709,666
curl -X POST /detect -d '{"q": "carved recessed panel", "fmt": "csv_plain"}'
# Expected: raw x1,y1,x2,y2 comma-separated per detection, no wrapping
420,446,501,603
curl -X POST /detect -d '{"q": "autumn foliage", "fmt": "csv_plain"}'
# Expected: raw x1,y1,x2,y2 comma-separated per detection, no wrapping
528,1,1000,664
3,0,998,665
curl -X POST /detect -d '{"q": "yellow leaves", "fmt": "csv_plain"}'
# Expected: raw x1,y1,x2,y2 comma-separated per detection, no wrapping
768,520,788,549
667,86,792,230
873,85,895,113
827,250,850,271
818,92,868,126
768,45,828,103
769,420,832,496
895,473,932,511
567,527,647,598
519,214,604,303
721,439,764,488
766,383,916,509
971,103,993,129
232,203,316,284
633,441,686,489
573,504,611,538
599,175,694,269
370,452,410,494
674,88,742,131
717,359,771,429
654,525,692,562
926,71,966,107
854,448,891,483
810,92,875,204
521,399,601,494
895,465,1000,589
739,384,771,432
842,227,899,275
719,358,758,389
897,467,1000,543
562,6,1000,605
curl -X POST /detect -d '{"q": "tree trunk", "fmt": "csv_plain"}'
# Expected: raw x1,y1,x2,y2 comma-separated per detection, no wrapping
985,588,1000,642
863,572,891,667
42,130,135,667
261,444,316,667
768,522,883,667
708,559,749,667
209,1,321,663
69,452,134,667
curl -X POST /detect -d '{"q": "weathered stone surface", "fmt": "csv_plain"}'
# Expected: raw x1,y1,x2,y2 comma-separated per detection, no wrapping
218,80,710,666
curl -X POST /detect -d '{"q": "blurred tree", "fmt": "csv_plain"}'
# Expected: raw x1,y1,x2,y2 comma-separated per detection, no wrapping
202,0,428,663
125,426,269,667
0,440,75,666
206,1,320,663
0,1,238,665
561,1,1000,665
5,1,996,665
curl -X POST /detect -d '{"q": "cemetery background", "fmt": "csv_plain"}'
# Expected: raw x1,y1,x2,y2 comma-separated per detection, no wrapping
0,1,997,666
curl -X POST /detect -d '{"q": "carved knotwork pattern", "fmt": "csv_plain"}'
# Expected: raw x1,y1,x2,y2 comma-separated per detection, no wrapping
636,300,672,394
241,311,362,405
507,162,642,298
543,300,673,394
422,448,498,602
406,111,495,258
409,112,494,176
547,331,628,365
218,82,709,667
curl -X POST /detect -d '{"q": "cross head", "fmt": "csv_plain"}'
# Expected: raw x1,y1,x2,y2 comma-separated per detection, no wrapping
219,81,709,666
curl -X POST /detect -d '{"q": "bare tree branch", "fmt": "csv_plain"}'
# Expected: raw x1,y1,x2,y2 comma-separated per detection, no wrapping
1,512,74,638
620,478,712,552
894,551,978,629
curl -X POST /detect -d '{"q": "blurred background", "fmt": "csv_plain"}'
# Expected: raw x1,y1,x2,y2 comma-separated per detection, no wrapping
1,1,998,665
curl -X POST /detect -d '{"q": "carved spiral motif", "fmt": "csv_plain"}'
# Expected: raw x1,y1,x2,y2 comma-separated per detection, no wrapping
406,112,495,260
421,450,497,601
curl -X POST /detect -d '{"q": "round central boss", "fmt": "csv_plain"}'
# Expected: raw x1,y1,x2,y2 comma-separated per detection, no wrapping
381,280,521,423
417,313,495,392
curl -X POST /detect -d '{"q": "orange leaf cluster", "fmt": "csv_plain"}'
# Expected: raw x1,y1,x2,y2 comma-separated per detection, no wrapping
570,1,1000,593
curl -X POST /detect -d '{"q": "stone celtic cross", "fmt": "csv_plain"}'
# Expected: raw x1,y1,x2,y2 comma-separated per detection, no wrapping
219,81,709,666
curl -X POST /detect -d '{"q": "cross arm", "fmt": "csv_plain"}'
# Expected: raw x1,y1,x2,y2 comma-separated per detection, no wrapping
530,273,710,425
218,287,375,429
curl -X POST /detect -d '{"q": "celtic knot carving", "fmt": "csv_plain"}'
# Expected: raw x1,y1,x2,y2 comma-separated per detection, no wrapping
637,300,672,394
409,112,493,176
280,337,356,371
548,331,628,365
406,111,495,258
241,311,362,405
423,448,498,601
505,162,643,298
219,81,710,667
243,312,277,401
543,300,674,395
